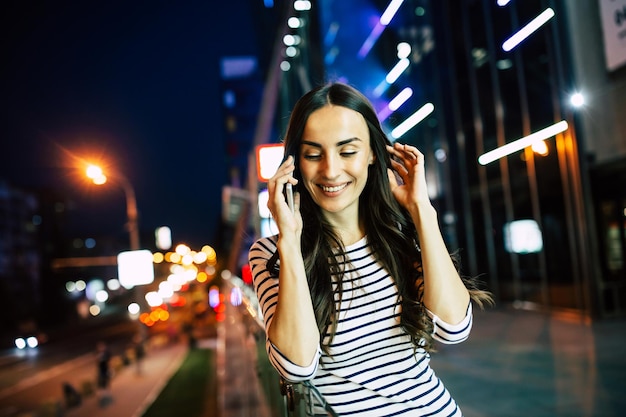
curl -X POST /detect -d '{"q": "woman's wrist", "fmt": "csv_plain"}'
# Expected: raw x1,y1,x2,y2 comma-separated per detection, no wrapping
408,201,438,225
277,232,301,253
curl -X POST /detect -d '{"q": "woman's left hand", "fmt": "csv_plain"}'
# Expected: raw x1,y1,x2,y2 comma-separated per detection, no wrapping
386,142,431,211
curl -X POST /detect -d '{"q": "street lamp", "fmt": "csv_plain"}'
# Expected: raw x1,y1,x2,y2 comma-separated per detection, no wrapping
86,164,140,250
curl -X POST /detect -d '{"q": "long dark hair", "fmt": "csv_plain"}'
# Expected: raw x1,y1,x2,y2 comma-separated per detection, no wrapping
279,82,490,353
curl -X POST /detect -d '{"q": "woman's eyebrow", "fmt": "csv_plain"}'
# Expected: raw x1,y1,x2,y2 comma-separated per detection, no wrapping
301,137,362,148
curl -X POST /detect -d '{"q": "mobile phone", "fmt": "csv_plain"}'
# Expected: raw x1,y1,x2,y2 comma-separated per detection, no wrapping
285,154,295,213
286,183,294,213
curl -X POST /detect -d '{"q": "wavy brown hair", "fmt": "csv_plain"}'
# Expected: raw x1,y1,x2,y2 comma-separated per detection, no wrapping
278,82,492,353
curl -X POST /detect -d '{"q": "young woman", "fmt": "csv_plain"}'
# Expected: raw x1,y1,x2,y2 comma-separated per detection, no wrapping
248,82,492,416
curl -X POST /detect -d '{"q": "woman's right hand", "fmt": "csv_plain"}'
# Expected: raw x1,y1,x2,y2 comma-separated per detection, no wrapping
267,155,302,236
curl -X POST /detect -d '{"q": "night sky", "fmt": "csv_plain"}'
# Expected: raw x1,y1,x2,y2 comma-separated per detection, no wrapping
1,1,276,249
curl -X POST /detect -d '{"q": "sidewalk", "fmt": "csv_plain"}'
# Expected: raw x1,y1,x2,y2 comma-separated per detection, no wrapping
217,301,273,417
64,340,187,417
431,306,626,417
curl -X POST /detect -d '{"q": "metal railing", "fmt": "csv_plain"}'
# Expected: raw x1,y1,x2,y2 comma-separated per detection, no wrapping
236,284,337,416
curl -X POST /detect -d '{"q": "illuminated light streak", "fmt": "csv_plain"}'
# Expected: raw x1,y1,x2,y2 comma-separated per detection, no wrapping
477,120,568,165
358,22,385,58
385,58,410,84
380,0,405,25
497,0,511,6
324,22,339,47
373,58,410,97
358,0,405,58
388,87,413,110
378,106,393,122
502,8,555,51
390,103,434,140
324,47,339,66
378,87,413,121
372,79,390,98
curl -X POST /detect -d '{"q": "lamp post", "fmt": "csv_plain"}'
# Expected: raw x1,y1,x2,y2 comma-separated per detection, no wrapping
86,165,140,250
86,164,147,339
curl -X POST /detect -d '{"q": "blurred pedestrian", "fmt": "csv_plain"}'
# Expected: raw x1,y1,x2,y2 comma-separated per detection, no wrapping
96,341,113,407
132,333,146,375
62,381,81,408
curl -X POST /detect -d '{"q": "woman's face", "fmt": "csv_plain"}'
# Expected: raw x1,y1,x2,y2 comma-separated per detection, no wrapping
299,104,375,218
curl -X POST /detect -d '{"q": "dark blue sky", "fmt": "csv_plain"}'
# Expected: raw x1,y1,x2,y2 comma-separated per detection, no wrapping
1,1,277,249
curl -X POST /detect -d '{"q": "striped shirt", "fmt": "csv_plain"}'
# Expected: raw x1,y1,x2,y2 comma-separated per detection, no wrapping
249,235,473,416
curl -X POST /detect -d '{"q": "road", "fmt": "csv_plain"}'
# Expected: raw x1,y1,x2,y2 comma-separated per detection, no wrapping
0,314,140,416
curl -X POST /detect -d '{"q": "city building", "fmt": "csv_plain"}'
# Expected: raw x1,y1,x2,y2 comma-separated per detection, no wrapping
242,0,626,319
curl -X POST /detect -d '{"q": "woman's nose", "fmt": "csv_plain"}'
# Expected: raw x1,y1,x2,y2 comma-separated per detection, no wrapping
320,154,340,179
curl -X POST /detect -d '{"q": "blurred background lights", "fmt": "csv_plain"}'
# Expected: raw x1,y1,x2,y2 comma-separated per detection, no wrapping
85,164,107,185
285,46,298,57
85,279,104,301
293,0,311,11
230,287,243,306
155,226,172,250
388,87,413,111
175,244,191,256
89,305,101,316
531,140,549,156
397,42,411,59
128,302,141,315
153,252,165,263
145,291,163,308
385,58,410,84
391,103,435,139
117,249,155,289
106,278,120,291
95,290,109,303
502,8,555,52
15,337,38,349
380,0,405,25
158,281,174,299
288,17,303,28
434,148,447,162
209,286,220,308
570,92,585,107
258,189,271,218
504,219,544,254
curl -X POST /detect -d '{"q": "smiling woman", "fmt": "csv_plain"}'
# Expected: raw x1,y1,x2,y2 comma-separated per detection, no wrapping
298,105,375,225
248,82,493,416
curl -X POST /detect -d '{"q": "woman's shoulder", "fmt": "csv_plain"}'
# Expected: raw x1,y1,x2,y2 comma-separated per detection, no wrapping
249,234,279,257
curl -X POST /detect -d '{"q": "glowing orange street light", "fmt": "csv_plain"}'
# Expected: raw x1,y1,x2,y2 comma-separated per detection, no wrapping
85,164,140,250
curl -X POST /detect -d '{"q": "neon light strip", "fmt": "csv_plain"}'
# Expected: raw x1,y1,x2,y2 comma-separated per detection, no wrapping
477,120,568,165
502,8,555,51
377,87,413,121
358,0,405,58
358,22,385,58
390,103,434,139
380,0,404,25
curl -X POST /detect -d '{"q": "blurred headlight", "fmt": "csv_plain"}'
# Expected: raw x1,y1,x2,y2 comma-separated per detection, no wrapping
15,337,26,349
26,336,39,348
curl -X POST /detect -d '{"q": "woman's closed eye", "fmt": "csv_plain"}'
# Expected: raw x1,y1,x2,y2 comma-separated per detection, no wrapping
303,153,322,161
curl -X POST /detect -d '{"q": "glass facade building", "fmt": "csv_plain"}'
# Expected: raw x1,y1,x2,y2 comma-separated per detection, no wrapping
257,0,626,318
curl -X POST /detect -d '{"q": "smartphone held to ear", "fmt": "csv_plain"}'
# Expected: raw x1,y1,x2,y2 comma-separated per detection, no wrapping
285,154,295,213
286,183,294,213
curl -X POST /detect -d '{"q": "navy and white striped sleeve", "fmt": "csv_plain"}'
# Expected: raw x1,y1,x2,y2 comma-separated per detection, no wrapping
426,302,473,344
248,236,321,382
